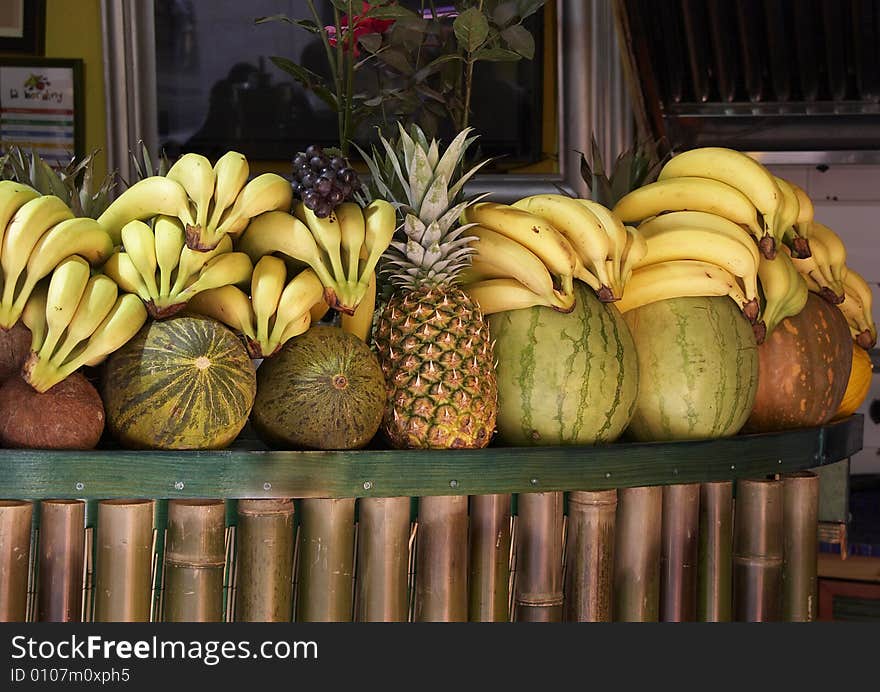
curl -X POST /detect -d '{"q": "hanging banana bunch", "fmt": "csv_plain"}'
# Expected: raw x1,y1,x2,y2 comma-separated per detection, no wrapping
236,199,396,315
187,255,326,358
101,218,253,319
20,257,148,393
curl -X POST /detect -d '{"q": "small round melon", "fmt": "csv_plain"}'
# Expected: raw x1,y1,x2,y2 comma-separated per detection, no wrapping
102,315,256,450
251,326,386,450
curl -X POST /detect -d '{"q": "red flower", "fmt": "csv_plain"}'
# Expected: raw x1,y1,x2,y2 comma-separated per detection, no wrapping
327,1,395,56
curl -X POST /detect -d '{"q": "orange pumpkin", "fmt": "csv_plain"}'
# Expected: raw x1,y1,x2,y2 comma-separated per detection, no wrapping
744,293,852,432
833,343,873,420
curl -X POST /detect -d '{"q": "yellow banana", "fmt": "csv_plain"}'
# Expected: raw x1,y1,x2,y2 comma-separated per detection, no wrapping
616,260,750,320
176,252,253,300
638,211,760,265
298,201,346,285
807,222,847,285
64,293,149,372
10,217,114,323
237,210,336,294
657,147,781,245
575,198,628,290
251,255,288,346
166,153,215,230
275,312,311,347
211,172,293,246
51,274,119,365
21,281,48,353
336,202,365,285
510,194,611,297
0,180,40,256
613,177,770,256
462,202,577,297
464,277,561,315
206,151,249,234
836,290,875,348
360,199,397,284
97,176,195,246
171,234,233,296
466,225,574,311
120,220,160,298
38,256,91,361
265,268,325,354
101,251,152,302
153,215,186,298
341,270,376,342
789,180,814,238
310,299,331,324
638,226,760,321
620,225,647,286
841,266,876,348
185,285,258,349
789,235,843,302
0,194,75,311
772,176,800,243
758,250,808,340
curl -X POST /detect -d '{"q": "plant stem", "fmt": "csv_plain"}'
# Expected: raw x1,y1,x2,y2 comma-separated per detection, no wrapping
342,0,355,155
306,0,345,149
334,4,347,153
461,56,474,130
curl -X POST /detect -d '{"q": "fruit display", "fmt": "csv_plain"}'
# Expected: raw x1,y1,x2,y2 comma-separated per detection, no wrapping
0,138,872,455
102,315,256,450
251,326,385,450
623,296,759,442
489,282,638,445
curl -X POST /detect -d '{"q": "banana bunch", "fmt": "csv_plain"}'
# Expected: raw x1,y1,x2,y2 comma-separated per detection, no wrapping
636,210,761,323
756,250,809,342
784,221,846,303
774,177,811,258
186,255,326,358
615,147,783,260
0,187,115,329
20,257,148,393
236,199,395,315
102,218,253,319
96,151,292,252
835,266,875,349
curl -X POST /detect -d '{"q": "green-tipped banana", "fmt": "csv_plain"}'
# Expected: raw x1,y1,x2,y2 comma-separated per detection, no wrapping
97,176,195,246
153,215,186,298
186,284,258,349
205,172,292,249
166,152,215,231
121,220,160,298
51,274,119,365
206,151,249,234
251,255,287,346
38,256,91,361
336,202,366,285
0,180,40,252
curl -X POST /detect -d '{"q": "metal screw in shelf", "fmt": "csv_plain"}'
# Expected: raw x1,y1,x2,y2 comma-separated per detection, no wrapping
449,480,458,489
363,481,373,490
174,481,184,491
263,482,272,491
75,482,84,491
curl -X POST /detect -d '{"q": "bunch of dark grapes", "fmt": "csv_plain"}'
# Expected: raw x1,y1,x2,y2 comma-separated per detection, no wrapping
291,145,361,218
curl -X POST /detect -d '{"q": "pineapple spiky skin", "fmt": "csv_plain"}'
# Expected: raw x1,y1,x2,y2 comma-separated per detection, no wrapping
363,123,498,450
373,286,496,449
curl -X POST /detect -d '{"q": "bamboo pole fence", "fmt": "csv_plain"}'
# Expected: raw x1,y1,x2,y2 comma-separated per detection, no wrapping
38,500,85,622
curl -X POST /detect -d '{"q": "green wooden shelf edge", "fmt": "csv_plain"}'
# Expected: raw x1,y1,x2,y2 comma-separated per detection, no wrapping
0,415,863,500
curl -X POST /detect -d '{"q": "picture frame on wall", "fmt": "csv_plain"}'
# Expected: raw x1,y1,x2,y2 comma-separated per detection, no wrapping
0,0,46,55
0,57,84,162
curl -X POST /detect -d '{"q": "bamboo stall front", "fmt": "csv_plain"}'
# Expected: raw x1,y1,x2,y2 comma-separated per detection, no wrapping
0,416,862,622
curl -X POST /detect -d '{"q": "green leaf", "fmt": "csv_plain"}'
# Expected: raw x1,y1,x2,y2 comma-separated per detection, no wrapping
254,15,321,33
364,5,417,20
269,57,337,110
412,54,462,83
358,32,383,54
473,47,522,61
453,7,490,52
515,0,547,21
493,1,520,27
501,24,534,59
376,48,412,74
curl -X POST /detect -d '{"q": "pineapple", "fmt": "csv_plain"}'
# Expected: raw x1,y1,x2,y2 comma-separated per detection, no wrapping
362,124,496,449
578,134,670,206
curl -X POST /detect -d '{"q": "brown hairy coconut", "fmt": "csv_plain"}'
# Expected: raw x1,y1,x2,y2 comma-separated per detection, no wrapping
0,323,31,384
0,371,105,450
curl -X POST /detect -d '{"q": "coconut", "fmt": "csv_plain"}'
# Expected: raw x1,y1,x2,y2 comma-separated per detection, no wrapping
0,371,105,450
0,323,31,384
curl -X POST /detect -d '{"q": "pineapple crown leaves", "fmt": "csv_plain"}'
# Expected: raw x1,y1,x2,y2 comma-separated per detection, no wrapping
1,145,116,218
574,134,671,207
127,139,171,183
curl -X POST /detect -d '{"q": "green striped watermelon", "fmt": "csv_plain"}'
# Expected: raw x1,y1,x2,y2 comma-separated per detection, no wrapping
102,315,256,450
622,296,758,442
488,282,639,446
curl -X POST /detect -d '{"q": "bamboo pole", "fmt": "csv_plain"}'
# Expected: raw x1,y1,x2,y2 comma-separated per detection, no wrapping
613,486,662,621
355,497,410,622
163,500,226,622
733,478,783,622
697,481,733,621
93,500,154,622
0,500,33,622
38,500,85,622
234,499,295,622
782,472,819,622
660,484,700,622
563,490,617,622
414,495,468,622
296,498,356,622
469,494,511,622
514,492,564,622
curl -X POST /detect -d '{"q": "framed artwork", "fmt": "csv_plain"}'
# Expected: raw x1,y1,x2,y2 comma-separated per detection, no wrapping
0,57,84,162
0,0,46,55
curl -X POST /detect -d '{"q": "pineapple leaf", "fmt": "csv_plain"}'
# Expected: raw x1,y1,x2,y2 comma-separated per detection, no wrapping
396,122,417,182
353,141,395,202
380,134,412,207
407,144,433,213
447,157,493,202
426,139,440,169
432,128,472,196
418,173,449,225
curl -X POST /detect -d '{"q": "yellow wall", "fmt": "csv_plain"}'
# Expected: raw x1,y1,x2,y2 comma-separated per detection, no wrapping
44,0,108,178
